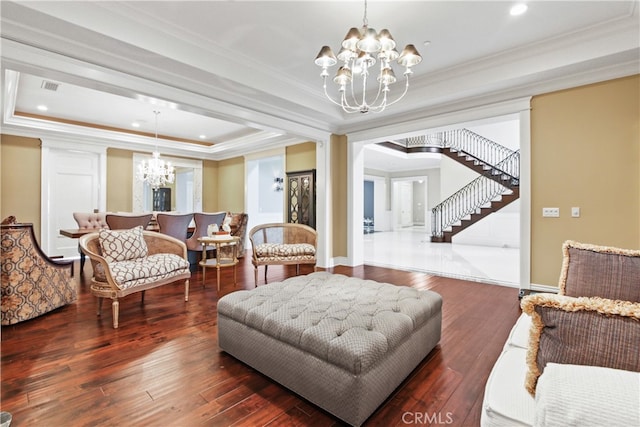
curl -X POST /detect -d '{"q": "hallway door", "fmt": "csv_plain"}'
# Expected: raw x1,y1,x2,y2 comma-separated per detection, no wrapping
41,142,105,258
393,180,413,229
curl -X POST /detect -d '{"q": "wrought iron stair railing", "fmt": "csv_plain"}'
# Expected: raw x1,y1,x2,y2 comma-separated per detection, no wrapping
431,150,520,240
432,128,517,168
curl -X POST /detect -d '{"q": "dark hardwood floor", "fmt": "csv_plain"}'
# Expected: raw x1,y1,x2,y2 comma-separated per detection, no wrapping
1,252,521,426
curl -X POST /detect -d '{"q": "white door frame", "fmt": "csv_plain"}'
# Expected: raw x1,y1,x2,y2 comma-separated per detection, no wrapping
132,153,202,213
347,97,531,290
41,137,107,256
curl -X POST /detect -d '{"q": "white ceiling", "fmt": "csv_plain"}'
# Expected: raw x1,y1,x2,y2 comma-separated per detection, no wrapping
1,1,639,170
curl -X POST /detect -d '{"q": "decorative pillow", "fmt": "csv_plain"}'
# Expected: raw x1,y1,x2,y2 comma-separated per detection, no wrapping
98,226,148,263
558,240,640,302
521,293,640,396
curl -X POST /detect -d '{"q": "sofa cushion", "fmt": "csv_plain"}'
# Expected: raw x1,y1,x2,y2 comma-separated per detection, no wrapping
559,240,640,302
503,312,531,351
521,293,640,395
109,253,190,289
535,363,640,427
481,347,535,427
98,226,148,263
254,243,316,258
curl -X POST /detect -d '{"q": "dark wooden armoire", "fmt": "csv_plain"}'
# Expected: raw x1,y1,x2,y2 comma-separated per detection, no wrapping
286,169,316,229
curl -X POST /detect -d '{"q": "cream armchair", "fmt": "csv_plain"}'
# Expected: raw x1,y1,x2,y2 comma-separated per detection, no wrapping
249,222,317,286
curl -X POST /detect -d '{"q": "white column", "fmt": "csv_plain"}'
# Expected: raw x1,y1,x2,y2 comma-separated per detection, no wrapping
348,140,365,267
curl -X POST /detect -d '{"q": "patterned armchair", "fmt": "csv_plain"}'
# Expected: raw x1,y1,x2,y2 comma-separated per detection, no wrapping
227,212,248,258
1,220,76,325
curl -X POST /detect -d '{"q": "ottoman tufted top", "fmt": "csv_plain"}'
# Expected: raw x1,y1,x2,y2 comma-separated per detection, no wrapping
217,272,442,375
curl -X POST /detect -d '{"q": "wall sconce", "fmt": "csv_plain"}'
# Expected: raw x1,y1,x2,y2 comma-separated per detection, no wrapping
273,177,284,192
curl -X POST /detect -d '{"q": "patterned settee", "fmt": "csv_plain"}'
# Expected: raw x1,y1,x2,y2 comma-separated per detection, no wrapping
79,226,191,328
1,219,76,325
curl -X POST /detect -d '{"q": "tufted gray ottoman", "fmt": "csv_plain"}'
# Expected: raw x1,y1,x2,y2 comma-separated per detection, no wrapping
217,272,443,426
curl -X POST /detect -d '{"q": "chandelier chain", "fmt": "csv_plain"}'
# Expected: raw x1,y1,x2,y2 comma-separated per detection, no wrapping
362,0,368,27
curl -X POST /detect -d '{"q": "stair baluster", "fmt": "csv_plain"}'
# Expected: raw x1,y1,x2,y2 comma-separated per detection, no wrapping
431,149,520,242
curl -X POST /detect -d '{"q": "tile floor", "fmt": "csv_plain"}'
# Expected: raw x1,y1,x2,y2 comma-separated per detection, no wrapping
363,227,520,287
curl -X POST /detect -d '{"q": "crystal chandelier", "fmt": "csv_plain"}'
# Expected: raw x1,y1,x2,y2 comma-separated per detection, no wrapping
314,0,422,114
137,111,175,189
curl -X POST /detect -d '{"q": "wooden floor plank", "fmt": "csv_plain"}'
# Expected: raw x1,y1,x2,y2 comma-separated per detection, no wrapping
1,254,521,426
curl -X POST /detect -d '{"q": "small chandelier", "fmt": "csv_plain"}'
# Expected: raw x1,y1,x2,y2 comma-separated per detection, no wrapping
137,111,175,189
314,0,422,114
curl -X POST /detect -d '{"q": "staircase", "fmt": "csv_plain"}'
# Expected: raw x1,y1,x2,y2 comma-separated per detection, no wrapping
431,129,520,243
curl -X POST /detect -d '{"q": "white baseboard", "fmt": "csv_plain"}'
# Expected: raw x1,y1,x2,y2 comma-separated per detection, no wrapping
528,283,560,293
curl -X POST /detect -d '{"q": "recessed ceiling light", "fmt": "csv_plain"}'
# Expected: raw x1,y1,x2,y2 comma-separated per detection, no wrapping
510,3,528,16
199,134,207,139
132,122,140,128
37,105,48,111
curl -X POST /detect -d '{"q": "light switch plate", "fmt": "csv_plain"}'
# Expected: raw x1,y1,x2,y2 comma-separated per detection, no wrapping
542,207,560,217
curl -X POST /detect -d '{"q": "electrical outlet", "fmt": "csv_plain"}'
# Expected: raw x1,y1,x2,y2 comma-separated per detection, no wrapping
542,207,560,217
571,207,580,218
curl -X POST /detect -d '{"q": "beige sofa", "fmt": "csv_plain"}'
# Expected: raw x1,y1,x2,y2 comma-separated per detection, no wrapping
481,241,640,427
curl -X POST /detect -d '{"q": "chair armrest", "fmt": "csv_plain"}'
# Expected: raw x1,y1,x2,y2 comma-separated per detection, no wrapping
78,232,119,288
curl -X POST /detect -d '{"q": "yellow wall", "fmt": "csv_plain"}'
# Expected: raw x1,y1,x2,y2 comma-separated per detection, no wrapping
202,159,219,211
285,142,316,172
2,77,638,275
331,135,348,257
107,148,134,212
531,75,640,286
0,135,41,237
106,150,222,213
217,157,244,213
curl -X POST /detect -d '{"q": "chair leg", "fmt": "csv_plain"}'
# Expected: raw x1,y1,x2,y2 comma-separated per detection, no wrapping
96,297,103,316
141,290,145,303
112,299,119,329
184,279,190,302
296,264,300,276
254,266,258,287
264,265,268,284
